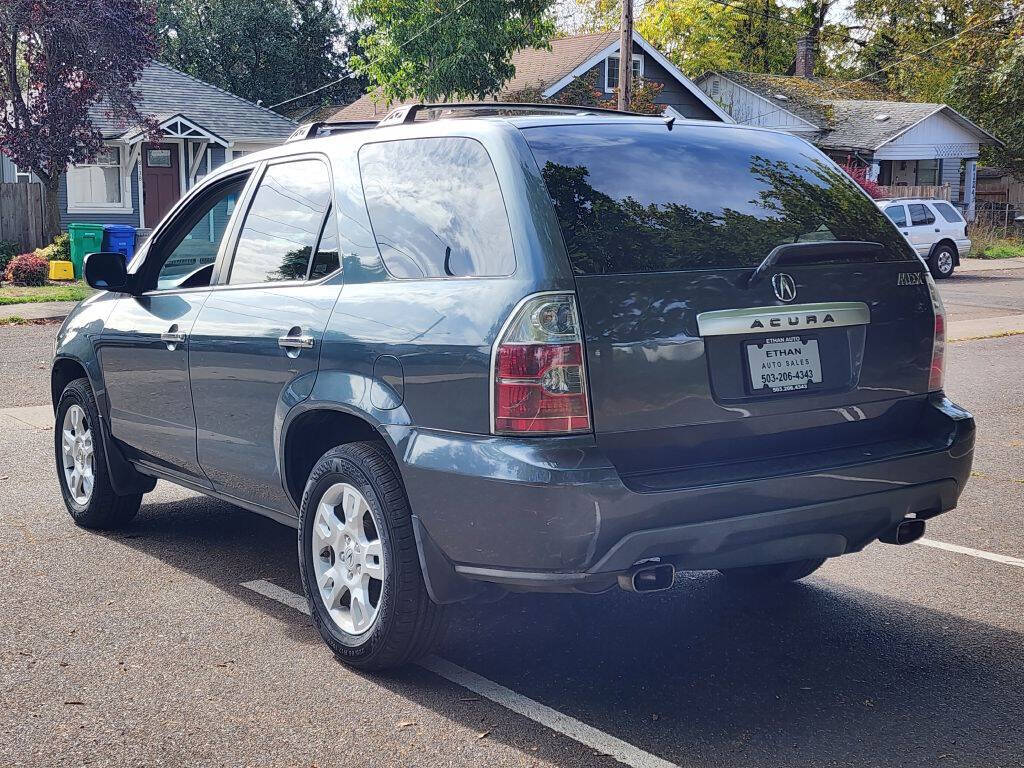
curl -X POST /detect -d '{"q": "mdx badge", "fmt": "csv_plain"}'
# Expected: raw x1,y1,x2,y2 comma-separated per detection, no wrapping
897,272,925,286
772,273,797,302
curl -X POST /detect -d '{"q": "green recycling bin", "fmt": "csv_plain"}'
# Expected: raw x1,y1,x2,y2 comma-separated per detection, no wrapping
67,222,106,279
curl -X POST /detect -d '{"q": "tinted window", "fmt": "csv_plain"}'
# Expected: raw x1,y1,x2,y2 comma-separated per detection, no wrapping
229,159,332,284
153,176,247,291
908,203,935,226
359,138,515,278
524,123,915,275
933,201,963,223
884,205,907,227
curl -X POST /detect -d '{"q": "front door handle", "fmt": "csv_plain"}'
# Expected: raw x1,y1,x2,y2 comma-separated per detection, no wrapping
160,324,186,349
278,335,314,350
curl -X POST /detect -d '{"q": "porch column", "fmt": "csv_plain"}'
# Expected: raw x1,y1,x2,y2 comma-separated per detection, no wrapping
867,160,880,182
964,159,977,221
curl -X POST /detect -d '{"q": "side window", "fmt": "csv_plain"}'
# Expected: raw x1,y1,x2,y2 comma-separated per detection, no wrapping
228,159,334,285
908,203,935,226
884,205,907,228
933,202,963,224
153,175,248,291
359,137,516,278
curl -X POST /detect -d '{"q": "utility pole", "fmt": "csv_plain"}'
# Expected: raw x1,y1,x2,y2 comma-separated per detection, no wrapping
617,0,633,111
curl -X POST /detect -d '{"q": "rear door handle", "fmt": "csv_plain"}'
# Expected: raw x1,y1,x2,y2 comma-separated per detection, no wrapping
278,335,314,349
160,324,186,349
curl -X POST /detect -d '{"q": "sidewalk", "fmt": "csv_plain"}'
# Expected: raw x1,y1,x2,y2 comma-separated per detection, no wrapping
959,257,1024,272
0,300,77,322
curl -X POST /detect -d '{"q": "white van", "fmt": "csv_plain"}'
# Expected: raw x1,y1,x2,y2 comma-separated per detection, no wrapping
877,198,971,278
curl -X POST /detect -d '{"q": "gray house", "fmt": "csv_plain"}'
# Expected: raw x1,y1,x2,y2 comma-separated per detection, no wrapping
331,30,732,124
1,62,296,230
697,63,1002,219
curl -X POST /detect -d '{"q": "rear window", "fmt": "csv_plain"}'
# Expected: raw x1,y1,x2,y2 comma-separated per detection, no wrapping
884,204,907,227
524,123,915,275
933,201,964,223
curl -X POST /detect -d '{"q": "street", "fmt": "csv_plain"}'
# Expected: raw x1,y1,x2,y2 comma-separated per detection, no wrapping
2,271,1023,768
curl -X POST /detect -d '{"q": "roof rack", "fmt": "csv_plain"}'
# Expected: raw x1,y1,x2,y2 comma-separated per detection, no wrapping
375,102,652,127
285,121,374,143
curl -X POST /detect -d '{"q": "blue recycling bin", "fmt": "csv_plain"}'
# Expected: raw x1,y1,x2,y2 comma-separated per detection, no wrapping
102,224,137,263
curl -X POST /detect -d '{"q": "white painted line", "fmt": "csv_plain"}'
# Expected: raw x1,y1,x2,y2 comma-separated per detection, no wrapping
240,579,678,768
241,579,311,615
917,538,1024,569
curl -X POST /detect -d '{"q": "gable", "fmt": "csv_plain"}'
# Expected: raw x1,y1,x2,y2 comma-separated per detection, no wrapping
697,73,818,132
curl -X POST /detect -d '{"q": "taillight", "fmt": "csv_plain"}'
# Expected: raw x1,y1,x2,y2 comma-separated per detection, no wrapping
927,273,945,391
491,292,591,435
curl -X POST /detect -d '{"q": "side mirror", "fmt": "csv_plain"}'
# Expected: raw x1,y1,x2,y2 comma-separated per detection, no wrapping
83,252,129,292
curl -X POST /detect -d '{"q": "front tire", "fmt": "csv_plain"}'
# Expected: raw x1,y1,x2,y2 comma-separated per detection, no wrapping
298,441,446,671
54,378,142,529
929,244,956,278
718,558,826,585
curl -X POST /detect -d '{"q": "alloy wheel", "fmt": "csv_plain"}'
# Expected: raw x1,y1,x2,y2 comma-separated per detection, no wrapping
311,483,385,635
61,404,94,505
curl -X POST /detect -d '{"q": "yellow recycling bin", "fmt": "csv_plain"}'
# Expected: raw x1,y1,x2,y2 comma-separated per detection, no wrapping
49,260,74,281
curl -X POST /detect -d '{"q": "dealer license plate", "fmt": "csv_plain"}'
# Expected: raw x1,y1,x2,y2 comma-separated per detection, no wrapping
746,336,823,392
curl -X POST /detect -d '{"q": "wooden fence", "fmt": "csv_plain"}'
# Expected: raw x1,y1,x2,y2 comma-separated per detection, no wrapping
977,180,1024,205
0,182,48,252
875,184,952,201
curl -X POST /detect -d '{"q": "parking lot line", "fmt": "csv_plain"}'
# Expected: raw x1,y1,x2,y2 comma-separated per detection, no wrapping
916,538,1024,568
240,579,679,768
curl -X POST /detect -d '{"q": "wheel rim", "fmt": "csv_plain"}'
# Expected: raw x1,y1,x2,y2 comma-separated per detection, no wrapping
61,404,94,505
937,249,954,274
311,483,385,635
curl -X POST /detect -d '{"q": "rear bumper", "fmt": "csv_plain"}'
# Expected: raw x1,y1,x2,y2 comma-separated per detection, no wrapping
391,395,974,596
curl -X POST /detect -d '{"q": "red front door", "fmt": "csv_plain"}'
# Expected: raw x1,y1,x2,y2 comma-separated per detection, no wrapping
142,143,181,226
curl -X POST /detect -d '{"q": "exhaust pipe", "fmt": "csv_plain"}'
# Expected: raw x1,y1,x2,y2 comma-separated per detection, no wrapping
618,563,675,593
879,518,926,545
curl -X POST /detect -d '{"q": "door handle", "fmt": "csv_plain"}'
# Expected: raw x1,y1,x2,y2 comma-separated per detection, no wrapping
278,335,314,349
160,324,186,349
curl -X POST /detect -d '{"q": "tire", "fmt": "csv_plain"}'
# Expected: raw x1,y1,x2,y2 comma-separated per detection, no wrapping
298,441,446,671
54,378,143,529
718,558,826,585
929,244,956,279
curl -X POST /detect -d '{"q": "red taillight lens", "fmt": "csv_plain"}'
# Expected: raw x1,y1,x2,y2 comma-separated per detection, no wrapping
492,294,591,435
927,274,946,391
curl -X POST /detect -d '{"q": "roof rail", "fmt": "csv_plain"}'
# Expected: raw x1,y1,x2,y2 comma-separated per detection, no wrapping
374,102,652,127
285,121,374,143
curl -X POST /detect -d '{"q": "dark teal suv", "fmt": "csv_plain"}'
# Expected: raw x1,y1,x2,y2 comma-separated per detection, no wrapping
52,104,974,670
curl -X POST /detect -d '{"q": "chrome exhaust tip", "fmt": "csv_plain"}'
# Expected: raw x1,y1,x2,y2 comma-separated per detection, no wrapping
879,518,926,546
618,563,676,593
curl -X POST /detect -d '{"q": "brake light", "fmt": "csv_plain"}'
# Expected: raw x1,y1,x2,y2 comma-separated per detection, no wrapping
927,273,945,391
492,293,591,434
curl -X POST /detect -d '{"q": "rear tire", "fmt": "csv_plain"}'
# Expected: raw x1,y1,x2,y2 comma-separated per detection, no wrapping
54,378,142,529
929,244,956,279
718,558,826,585
298,441,446,671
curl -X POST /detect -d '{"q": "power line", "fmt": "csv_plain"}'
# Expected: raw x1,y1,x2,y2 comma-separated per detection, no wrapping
269,0,476,109
737,7,1023,125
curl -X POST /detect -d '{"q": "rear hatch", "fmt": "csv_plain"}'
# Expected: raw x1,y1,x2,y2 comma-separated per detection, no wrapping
524,121,941,488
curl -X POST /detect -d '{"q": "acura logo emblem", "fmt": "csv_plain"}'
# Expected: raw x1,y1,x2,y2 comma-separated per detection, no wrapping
772,273,797,302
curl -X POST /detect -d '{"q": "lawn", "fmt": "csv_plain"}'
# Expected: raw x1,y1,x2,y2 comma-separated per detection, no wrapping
0,281,93,306
979,240,1024,260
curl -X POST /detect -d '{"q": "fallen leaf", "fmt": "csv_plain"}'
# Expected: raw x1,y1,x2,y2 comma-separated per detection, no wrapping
397,720,416,729
64,701,85,706
652,714,659,721
477,731,490,739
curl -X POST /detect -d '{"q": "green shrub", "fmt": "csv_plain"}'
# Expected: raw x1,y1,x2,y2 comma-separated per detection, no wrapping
5,252,48,286
0,239,17,275
34,232,72,262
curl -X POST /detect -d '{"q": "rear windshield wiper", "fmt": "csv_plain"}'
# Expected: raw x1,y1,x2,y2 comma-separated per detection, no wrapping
746,241,885,287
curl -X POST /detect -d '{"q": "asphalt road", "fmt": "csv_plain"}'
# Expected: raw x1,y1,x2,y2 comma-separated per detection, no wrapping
2,275,1023,767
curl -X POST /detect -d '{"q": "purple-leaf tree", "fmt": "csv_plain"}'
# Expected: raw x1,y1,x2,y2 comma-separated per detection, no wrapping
0,0,157,236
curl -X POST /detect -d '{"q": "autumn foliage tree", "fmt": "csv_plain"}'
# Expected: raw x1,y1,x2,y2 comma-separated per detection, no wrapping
0,0,157,235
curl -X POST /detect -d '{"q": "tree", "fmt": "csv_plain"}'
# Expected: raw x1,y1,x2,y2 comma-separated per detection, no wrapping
350,0,556,103
156,0,349,108
0,0,157,236
505,70,664,114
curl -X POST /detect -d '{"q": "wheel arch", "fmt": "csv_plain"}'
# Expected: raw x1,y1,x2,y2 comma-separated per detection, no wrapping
51,356,90,412
930,238,960,265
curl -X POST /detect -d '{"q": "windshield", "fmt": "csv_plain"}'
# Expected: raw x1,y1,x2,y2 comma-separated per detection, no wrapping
524,122,916,275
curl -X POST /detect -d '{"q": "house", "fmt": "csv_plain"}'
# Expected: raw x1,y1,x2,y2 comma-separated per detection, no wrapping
1,61,296,231
330,30,732,125
696,45,1002,219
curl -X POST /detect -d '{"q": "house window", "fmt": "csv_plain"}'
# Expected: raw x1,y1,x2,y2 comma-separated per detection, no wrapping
13,164,32,183
605,54,643,92
916,159,940,186
66,146,128,209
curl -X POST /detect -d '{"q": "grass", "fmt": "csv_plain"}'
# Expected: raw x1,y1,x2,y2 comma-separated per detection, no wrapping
979,240,1024,260
0,281,92,306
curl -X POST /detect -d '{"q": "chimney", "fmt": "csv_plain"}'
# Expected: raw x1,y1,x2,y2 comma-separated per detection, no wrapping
795,35,817,78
